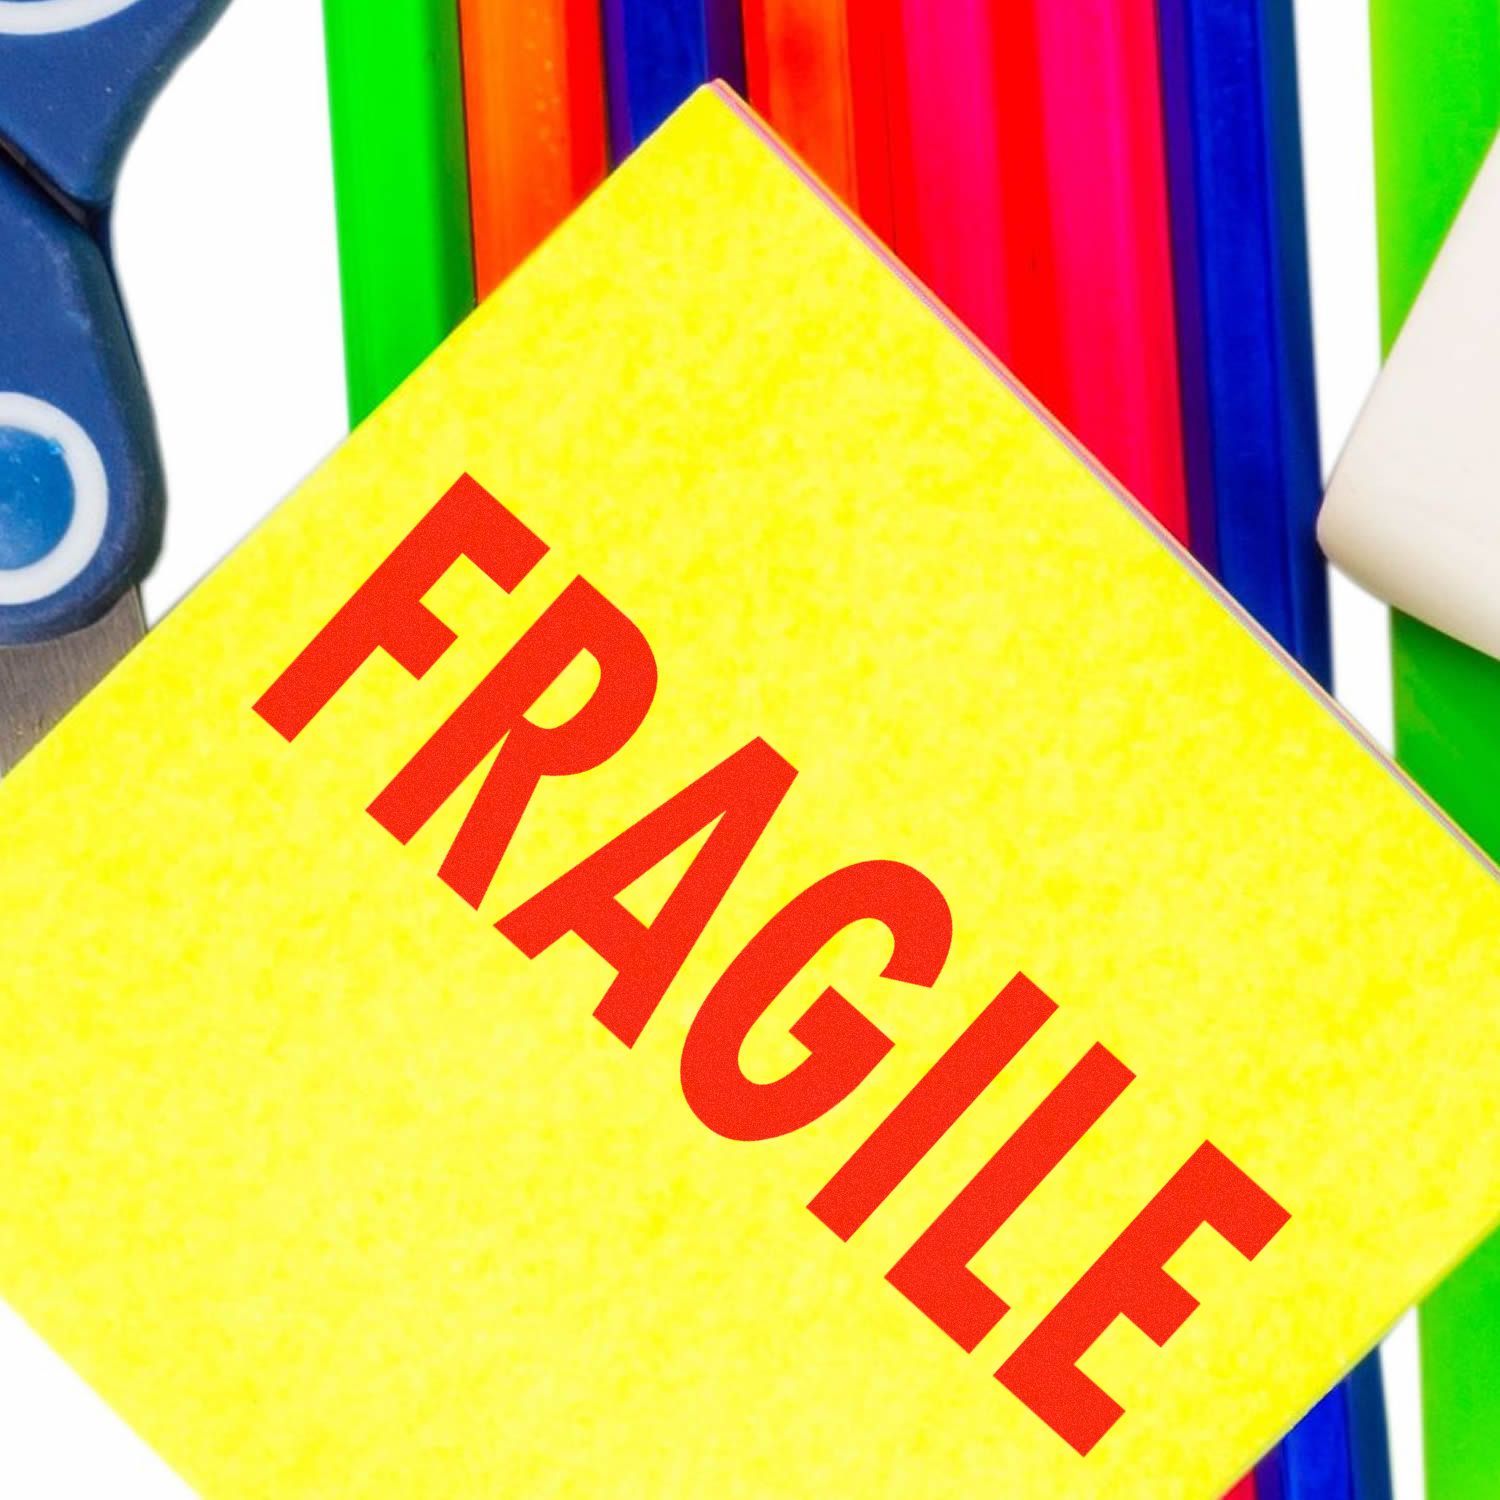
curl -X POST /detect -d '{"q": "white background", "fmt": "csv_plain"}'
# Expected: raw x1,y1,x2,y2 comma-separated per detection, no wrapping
0,0,1420,1493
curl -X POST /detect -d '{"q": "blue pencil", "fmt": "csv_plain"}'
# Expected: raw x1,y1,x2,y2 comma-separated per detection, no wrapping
1157,1,1387,1495
601,0,746,159
1344,1357,1394,1500
1255,1373,1391,1500
1256,1388,1352,1499
1157,0,1330,684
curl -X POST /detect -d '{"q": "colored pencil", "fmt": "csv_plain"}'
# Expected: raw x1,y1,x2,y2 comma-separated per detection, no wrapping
874,0,1060,421
1346,1356,1395,1500
1256,1387,1361,1500
1369,5,1500,1498
741,0,860,204
741,0,915,256
321,0,475,423
459,0,610,299
1255,1363,1389,1500
1157,4,1388,1490
1029,0,1190,543
1156,0,1328,678
601,0,746,159
985,0,1068,413
847,0,915,247
891,0,1012,359
1249,1357,1391,1497
743,3,1074,428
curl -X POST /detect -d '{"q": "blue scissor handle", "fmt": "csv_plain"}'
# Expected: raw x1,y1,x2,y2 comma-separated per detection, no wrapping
0,159,163,643
0,0,232,208
0,0,230,643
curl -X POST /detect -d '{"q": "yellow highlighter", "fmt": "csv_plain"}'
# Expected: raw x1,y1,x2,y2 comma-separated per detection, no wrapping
0,90,1496,1500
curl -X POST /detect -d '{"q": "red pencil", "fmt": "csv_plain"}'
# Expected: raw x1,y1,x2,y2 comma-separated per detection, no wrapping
743,0,909,245
888,0,1064,412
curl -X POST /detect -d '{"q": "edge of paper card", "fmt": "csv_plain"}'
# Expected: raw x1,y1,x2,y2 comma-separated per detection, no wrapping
702,82,1500,890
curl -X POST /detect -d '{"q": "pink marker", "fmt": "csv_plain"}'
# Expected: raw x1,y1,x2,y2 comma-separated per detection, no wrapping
1031,0,1189,543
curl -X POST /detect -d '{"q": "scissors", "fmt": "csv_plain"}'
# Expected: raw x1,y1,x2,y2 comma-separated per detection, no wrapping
0,0,231,771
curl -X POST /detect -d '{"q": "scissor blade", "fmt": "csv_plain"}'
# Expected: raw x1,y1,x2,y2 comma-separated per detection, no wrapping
0,589,145,773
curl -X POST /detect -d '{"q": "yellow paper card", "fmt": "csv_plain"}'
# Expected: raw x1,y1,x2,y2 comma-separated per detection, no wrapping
0,89,1496,1499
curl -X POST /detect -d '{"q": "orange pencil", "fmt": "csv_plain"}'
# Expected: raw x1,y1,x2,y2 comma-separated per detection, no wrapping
743,0,909,244
459,0,610,298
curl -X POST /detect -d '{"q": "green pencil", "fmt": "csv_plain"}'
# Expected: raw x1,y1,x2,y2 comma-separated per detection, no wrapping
1369,3,1500,1496
322,0,476,424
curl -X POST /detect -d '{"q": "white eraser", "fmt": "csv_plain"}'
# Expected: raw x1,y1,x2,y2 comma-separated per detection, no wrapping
1319,132,1500,661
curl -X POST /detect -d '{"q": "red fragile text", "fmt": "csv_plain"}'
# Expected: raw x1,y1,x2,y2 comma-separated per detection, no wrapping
253,474,1290,1457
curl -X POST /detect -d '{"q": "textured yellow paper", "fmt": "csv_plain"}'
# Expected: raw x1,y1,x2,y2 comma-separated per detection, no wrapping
0,89,1496,1500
